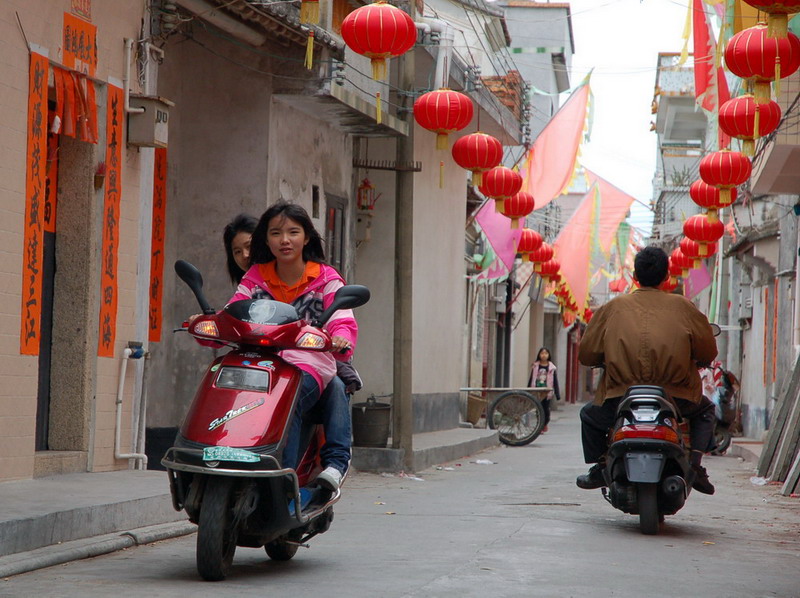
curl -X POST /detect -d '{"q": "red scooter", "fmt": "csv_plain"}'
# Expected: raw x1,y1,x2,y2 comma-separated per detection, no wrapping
162,260,369,581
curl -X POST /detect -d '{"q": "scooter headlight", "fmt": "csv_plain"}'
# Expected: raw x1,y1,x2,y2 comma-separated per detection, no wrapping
193,320,219,338
296,333,326,349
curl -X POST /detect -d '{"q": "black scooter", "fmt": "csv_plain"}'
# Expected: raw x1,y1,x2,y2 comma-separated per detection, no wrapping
601,385,695,535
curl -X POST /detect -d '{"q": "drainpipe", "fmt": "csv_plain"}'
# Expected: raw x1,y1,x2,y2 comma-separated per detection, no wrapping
795,225,800,354
123,38,145,114
115,345,148,468
416,18,454,89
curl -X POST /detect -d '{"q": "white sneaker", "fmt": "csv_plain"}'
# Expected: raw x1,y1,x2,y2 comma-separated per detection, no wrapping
316,466,343,491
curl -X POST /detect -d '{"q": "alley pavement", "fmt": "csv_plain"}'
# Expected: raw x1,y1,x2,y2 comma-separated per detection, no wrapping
0,402,765,580
0,421,499,578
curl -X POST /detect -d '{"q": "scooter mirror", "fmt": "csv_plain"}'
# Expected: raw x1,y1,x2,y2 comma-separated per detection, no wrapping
710,323,721,337
314,285,371,327
175,260,216,315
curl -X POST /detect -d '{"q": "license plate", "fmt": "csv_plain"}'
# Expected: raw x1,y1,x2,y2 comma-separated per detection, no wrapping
203,446,260,463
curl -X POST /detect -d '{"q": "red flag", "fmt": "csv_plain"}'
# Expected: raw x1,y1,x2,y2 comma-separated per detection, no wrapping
520,76,591,210
693,0,730,146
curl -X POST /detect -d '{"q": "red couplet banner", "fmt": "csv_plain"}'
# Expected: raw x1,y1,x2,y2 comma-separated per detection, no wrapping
149,148,167,342
98,85,123,357
20,53,49,355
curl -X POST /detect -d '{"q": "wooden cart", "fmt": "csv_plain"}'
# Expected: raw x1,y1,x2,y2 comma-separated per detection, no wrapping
461,387,552,446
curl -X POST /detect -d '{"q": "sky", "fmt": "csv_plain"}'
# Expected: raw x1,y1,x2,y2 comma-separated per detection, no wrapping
561,0,692,237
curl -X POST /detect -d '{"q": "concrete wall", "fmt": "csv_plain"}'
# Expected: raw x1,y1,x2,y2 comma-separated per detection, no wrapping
352,137,397,402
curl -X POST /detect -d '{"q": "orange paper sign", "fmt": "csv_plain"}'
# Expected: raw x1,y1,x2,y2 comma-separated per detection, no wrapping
98,85,123,357
21,53,49,355
63,12,97,76
149,148,167,342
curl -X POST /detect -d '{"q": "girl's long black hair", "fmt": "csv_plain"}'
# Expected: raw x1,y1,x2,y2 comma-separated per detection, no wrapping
223,213,258,284
249,200,326,265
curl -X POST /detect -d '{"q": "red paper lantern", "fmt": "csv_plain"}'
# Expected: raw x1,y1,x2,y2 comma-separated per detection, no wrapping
670,248,694,278
341,2,417,80
724,24,800,101
516,228,542,261
538,259,561,281
698,150,751,206
668,258,684,281
451,132,503,186
413,89,474,150
689,180,736,223
683,214,724,256
718,95,782,157
528,242,554,272
660,276,679,293
479,166,523,212
742,0,800,38
500,191,535,229
680,238,718,267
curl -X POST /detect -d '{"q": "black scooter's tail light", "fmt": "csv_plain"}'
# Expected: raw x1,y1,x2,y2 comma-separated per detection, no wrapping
613,424,679,443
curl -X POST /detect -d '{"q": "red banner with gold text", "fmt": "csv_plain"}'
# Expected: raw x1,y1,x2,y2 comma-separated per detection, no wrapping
149,148,167,342
98,85,123,357
20,53,49,355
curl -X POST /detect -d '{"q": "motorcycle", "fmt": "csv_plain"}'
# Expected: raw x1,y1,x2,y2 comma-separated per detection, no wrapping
600,385,695,535
162,260,369,581
710,366,741,455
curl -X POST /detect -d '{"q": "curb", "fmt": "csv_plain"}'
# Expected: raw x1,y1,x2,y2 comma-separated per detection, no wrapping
0,521,196,578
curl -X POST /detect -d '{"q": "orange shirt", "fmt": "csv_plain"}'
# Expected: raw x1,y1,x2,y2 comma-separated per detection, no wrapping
258,261,321,304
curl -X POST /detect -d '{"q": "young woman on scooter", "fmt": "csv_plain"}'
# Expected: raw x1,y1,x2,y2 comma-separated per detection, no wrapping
223,213,258,285
225,200,356,492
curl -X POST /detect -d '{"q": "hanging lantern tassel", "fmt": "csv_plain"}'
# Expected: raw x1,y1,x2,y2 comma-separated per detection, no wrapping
472,171,482,187
768,13,789,39
371,58,387,81
439,161,444,189
376,91,382,124
305,31,314,70
706,208,719,224
746,103,761,157
300,0,320,24
719,187,731,206
510,217,520,230
495,198,503,213
775,56,782,99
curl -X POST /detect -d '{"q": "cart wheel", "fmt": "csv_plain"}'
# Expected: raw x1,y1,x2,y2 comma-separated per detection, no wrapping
487,391,545,446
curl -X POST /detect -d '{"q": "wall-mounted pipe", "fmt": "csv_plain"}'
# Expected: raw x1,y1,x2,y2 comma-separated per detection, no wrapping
416,18,454,90
123,38,145,114
115,346,148,468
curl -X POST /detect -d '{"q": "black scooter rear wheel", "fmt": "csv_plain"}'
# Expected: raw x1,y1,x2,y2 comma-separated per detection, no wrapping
487,391,545,446
637,483,660,535
197,477,237,581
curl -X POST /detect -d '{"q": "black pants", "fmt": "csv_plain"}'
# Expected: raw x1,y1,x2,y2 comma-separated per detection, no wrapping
541,398,551,426
580,395,716,464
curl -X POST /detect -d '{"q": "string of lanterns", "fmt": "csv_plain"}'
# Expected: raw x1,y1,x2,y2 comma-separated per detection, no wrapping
339,1,579,318
671,16,800,291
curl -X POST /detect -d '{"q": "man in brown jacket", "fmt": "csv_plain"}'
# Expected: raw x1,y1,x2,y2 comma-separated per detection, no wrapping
576,246,718,494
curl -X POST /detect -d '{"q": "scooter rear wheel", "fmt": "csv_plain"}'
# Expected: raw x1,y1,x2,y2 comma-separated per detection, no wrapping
197,476,237,581
265,530,301,561
487,391,545,446
712,426,732,455
637,483,660,535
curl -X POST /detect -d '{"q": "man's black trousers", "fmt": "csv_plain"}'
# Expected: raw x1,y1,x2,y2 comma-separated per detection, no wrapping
580,395,716,463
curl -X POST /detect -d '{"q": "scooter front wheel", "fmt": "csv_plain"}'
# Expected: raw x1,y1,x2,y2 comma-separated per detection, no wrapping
196,476,237,581
487,391,545,446
637,483,660,535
